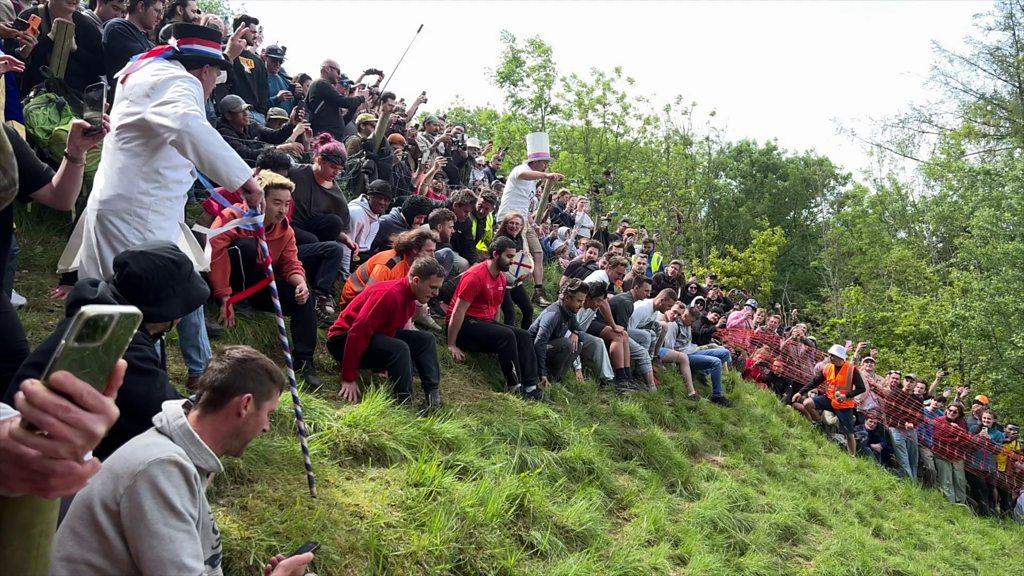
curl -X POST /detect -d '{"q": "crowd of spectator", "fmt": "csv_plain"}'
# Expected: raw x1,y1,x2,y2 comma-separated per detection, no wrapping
0,2,1021,574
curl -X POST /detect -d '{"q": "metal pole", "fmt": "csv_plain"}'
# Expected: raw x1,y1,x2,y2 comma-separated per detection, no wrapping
379,24,423,94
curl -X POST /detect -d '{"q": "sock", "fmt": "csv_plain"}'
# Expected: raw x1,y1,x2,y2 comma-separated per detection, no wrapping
614,368,628,380
524,385,537,393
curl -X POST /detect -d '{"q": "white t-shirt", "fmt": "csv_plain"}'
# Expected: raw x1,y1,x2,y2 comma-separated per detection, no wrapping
583,268,611,290
497,163,537,221
575,212,594,238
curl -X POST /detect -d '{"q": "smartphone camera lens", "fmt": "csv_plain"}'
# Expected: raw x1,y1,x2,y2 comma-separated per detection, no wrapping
75,314,115,346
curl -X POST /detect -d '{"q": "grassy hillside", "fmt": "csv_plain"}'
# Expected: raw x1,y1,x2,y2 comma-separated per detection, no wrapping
13,207,1024,575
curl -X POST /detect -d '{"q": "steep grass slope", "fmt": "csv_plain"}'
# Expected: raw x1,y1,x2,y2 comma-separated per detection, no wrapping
13,208,1024,575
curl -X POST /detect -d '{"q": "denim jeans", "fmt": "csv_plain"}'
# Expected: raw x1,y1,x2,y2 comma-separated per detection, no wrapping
889,427,919,480
687,350,726,396
434,247,456,276
177,305,211,377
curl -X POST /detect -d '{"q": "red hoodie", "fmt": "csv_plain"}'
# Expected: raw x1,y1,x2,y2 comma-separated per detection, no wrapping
208,205,305,300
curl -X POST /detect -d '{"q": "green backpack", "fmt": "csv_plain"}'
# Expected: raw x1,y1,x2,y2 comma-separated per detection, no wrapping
22,82,102,194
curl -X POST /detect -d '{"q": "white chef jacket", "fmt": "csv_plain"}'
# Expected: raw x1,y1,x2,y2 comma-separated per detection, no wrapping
68,58,251,280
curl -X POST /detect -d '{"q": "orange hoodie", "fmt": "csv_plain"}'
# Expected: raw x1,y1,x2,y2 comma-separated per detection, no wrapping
208,205,306,300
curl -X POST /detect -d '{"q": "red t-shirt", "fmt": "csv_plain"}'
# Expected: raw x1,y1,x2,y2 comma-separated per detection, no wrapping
447,262,506,323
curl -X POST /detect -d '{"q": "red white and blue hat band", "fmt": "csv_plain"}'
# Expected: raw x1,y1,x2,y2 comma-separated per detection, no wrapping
116,37,225,84
527,152,551,161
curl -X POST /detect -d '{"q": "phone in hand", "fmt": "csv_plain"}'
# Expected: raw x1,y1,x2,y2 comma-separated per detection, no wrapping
22,305,142,430
82,81,107,136
290,541,320,556
41,305,142,391
13,14,42,36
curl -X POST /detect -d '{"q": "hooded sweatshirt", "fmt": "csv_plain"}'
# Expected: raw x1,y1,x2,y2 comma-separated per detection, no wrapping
4,279,180,461
50,400,225,576
369,206,411,256
208,204,306,300
348,194,383,251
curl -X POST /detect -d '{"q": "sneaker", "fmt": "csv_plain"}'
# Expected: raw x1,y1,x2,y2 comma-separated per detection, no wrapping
507,384,523,396
415,314,443,333
295,360,323,390
521,385,543,401
10,290,26,309
421,388,443,414
234,300,256,318
205,317,225,339
427,300,446,320
314,292,335,327
710,394,733,408
532,286,551,307
687,392,702,402
187,373,202,392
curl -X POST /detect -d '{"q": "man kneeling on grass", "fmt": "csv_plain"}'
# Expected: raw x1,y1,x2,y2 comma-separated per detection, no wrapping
328,257,447,412
51,346,315,576
209,172,343,387
529,279,588,387
446,236,543,401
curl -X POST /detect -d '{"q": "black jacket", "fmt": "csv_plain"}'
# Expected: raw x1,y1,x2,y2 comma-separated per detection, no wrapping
369,207,411,256
4,279,181,461
216,118,292,164
228,49,269,114
450,215,477,265
308,79,365,141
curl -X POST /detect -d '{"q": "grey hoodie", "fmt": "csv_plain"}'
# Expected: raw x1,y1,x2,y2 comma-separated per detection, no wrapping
50,400,225,576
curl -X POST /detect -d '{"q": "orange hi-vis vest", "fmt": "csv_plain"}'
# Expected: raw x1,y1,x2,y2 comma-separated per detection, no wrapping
824,361,856,410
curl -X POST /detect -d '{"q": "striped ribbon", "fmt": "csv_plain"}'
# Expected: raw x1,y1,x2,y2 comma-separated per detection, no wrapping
194,172,317,498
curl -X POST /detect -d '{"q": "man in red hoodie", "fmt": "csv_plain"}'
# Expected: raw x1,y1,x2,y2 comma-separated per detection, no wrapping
208,172,340,387
328,258,446,412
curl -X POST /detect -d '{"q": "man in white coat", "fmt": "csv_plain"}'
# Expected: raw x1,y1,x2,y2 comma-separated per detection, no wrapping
67,22,263,387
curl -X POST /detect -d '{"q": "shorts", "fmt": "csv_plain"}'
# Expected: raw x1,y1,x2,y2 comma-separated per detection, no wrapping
524,225,542,255
812,394,856,434
586,319,608,338
658,347,672,359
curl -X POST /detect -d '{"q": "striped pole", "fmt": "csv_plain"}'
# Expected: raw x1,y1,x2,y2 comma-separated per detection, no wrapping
254,224,317,498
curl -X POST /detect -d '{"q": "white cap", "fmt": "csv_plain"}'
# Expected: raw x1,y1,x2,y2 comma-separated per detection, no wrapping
466,137,481,149
827,344,848,360
525,132,551,162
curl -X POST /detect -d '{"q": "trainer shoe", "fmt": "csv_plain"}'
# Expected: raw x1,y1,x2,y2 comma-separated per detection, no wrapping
521,385,543,401
710,395,733,408
314,292,336,327
10,290,26,309
532,286,551,307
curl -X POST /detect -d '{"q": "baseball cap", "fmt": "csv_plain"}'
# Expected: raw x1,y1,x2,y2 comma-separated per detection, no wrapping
744,298,759,309
466,137,481,149
974,394,990,405
423,115,440,125
862,356,876,363
267,107,289,121
355,112,378,126
264,45,286,60
218,94,251,115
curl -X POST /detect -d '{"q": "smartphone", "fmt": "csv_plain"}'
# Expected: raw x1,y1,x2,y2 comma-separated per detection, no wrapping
82,81,107,136
13,14,41,36
41,305,143,393
290,541,320,556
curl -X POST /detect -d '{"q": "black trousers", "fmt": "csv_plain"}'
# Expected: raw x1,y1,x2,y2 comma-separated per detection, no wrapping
545,337,578,382
327,329,439,403
454,318,538,389
293,213,345,245
966,470,994,515
228,239,316,363
501,284,533,330
0,292,29,393
296,241,343,296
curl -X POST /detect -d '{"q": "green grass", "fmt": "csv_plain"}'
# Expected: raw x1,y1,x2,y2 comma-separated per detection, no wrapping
13,206,1024,575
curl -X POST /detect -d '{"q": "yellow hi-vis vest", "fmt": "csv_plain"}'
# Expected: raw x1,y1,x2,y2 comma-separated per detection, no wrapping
472,213,494,253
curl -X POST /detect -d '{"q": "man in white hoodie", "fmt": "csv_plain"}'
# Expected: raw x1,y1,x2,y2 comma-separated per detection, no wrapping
51,346,314,576
347,179,394,267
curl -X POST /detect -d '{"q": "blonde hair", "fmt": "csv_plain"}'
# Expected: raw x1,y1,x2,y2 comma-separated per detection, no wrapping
257,171,295,193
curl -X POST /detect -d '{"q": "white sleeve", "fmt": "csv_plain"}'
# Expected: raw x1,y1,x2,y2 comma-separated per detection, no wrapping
149,79,252,191
0,402,17,421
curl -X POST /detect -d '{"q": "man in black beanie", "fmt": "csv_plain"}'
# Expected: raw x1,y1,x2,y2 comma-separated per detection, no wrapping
369,194,435,256
5,241,210,460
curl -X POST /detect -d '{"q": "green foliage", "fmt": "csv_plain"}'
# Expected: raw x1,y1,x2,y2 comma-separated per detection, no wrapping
197,0,234,18
704,225,787,302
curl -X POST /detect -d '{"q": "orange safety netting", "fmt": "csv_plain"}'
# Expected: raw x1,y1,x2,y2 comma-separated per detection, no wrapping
715,327,1024,496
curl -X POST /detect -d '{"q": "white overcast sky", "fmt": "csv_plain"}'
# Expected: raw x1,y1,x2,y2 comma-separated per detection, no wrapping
245,0,984,176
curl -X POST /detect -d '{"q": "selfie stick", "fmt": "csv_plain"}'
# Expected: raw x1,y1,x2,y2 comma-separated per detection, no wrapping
254,225,318,498
379,24,423,93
